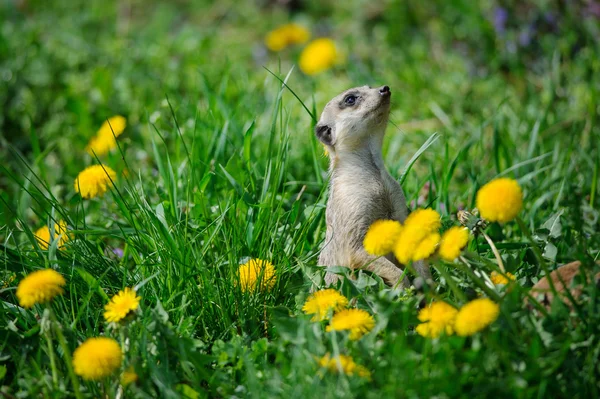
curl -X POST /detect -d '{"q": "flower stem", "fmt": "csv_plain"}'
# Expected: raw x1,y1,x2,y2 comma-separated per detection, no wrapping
482,231,505,272
44,327,59,388
457,257,501,301
329,332,346,379
432,263,468,303
515,217,558,294
51,312,83,399
119,327,127,352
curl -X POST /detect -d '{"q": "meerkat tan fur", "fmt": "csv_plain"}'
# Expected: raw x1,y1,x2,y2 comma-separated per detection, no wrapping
315,85,430,287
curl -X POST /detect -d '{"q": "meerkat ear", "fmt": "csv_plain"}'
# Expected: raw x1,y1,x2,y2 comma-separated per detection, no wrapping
315,123,335,146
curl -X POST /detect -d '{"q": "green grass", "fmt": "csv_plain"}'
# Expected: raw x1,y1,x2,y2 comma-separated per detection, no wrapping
1,0,600,397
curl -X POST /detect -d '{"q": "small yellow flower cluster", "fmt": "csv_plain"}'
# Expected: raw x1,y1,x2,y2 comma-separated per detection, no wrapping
318,354,371,379
438,226,470,262
416,298,500,338
73,337,122,380
34,220,69,250
121,365,138,386
264,24,340,75
104,287,141,323
326,308,375,340
86,115,127,156
15,269,141,382
454,298,500,336
476,178,523,223
76,117,126,200
71,288,141,380
302,289,375,340
29,116,127,253
32,119,125,246
237,258,276,292
298,38,339,76
265,23,310,52
364,209,470,264
303,289,374,378
363,220,402,256
16,269,66,308
302,289,348,321
74,164,117,199
490,271,516,285
395,209,442,263
415,301,457,338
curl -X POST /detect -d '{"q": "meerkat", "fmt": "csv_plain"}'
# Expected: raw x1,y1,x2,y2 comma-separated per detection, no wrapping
315,85,430,287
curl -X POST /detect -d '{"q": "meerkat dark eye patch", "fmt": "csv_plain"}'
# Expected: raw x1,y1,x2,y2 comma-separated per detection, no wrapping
315,123,335,146
339,92,360,108
344,95,357,105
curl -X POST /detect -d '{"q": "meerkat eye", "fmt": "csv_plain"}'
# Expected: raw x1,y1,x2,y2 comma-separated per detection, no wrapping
344,95,357,106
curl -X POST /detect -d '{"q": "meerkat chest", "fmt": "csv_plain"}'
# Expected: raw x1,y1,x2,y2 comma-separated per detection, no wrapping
328,168,394,221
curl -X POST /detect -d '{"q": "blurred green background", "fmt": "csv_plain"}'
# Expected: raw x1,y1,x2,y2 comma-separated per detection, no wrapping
2,0,599,229
1,0,600,397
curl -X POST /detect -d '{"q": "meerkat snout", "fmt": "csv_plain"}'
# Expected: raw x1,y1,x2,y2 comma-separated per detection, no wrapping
316,85,431,288
379,85,391,95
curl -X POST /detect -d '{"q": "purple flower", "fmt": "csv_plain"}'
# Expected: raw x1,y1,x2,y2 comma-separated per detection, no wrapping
493,7,509,35
112,248,124,258
587,2,600,18
544,12,556,24
518,27,533,47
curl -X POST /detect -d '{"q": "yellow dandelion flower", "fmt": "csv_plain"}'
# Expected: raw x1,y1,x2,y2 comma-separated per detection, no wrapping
318,354,371,379
326,308,375,340
404,208,442,232
86,136,115,157
476,178,523,223
16,269,66,308
490,271,516,285
394,208,441,264
237,259,276,292
104,287,141,323
74,164,117,199
265,23,310,52
438,226,470,262
302,289,349,321
121,366,138,386
34,220,69,250
415,301,458,338
86,116,127,156
99,116,127,138
299,38,338,75
363,220,403,256
454,298,500,336
73,337,122,380
412,232,441,261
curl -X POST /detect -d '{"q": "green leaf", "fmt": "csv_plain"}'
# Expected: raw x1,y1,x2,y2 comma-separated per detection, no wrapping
543,242,557,261
541,210,563,238
177,384,201,399
399,132,440,185
243,120,256,162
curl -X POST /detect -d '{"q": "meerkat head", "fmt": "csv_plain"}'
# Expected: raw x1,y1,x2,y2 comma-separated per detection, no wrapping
315,85,391,154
